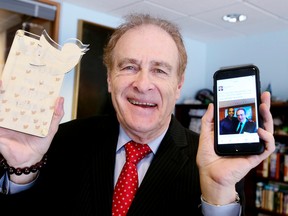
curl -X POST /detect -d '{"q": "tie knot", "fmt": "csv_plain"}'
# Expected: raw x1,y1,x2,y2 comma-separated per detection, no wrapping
124,141,151,164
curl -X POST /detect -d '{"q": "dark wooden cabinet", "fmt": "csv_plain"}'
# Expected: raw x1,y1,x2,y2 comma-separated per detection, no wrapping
174,104,208,134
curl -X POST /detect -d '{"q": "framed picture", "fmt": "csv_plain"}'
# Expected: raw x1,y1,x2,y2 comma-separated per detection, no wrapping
73,20,114,119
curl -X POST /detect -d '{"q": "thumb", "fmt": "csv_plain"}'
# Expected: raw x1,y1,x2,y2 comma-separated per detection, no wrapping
201,103,214,133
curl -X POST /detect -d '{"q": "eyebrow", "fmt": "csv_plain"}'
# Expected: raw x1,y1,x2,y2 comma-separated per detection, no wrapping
117,58,139,68
151,60,172,72
117,58,173,71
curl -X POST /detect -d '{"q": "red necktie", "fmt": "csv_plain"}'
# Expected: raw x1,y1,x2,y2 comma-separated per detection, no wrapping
112,141,151,216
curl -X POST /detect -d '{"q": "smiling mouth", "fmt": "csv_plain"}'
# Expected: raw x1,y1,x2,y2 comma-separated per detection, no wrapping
128,99,157,107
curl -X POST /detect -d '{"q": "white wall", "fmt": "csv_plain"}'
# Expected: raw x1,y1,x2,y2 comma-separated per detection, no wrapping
180,39,207,104
57,2,288,123
58,3,120,122
205,30,288,102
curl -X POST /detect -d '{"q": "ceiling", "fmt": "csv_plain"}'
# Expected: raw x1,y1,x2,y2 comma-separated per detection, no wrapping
57,0,288,42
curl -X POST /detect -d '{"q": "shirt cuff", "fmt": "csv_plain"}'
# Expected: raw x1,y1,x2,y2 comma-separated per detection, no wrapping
0,173,4,193
4,171,38,194
201,196,241,216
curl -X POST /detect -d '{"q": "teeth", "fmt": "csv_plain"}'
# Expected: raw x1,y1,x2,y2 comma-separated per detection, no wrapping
129,99,156,107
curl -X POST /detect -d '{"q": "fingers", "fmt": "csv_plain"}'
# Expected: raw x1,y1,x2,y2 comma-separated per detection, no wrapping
48,97,64,136
261,91,271,109
260,104,274,134
258,127,275,151
201,103,214,129
199,103,214,143
259,92,273,134
257,91,275,159
198,103,214,153
54,97,65,117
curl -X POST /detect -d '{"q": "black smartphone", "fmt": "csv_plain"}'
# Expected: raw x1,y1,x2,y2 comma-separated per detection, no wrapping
213,64,264,156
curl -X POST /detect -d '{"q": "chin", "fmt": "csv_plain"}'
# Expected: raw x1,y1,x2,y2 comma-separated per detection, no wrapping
131,118,157,129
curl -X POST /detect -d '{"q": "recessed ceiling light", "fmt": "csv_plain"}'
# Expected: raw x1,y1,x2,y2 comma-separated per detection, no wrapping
222,14,247,23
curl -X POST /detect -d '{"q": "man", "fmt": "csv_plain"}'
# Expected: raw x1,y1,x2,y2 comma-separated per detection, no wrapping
236,107,257,133
0,14,275,215
220,107,239,134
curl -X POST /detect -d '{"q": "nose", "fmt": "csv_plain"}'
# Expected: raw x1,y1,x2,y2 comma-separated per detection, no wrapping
132,70,154,92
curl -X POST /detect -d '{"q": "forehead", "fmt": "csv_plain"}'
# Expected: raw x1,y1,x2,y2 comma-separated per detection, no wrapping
114,24,179,65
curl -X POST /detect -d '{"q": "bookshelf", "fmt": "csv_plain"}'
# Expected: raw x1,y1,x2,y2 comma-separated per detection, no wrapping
175,102,288,215
245,102,288,216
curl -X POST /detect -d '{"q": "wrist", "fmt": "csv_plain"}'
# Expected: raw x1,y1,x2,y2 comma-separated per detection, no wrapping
199,172,239,205
201,192,240,206
0,154,47,175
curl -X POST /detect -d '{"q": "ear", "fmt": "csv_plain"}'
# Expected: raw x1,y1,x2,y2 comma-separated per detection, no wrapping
107,73,112,93
175,74,185,100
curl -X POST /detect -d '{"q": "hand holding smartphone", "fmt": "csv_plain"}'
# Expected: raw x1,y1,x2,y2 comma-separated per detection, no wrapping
213,64,264,156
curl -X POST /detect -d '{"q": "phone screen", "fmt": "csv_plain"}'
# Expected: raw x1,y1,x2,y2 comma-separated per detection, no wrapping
214,65,264,155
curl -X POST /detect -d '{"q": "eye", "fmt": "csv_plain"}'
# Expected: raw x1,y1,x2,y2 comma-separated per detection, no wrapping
121,65,137,72
154,68,167,75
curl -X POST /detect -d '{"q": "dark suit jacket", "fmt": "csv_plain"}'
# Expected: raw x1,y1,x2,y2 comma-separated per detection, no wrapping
220,116,239,134
0,114,245,215
241,120,257,133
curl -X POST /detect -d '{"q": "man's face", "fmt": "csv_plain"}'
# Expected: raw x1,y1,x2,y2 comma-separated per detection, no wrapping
227,108,235,118
107,25,184,142
236,110,246,122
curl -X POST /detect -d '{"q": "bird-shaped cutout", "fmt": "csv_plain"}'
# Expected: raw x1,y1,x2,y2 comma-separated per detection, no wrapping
29,29,89,74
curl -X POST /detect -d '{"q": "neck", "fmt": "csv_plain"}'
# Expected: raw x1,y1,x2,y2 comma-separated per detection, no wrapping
121,119,170,144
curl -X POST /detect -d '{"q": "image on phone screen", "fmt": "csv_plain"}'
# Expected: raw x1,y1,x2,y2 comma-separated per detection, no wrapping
216,74,260,145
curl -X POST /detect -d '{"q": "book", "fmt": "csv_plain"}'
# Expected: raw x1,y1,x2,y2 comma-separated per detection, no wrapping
257,156,269,178
270,151,281,180
284,154,288,182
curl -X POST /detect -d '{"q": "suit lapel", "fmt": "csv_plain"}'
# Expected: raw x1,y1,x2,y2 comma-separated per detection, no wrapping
128,115,190,213
90,116,120,215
